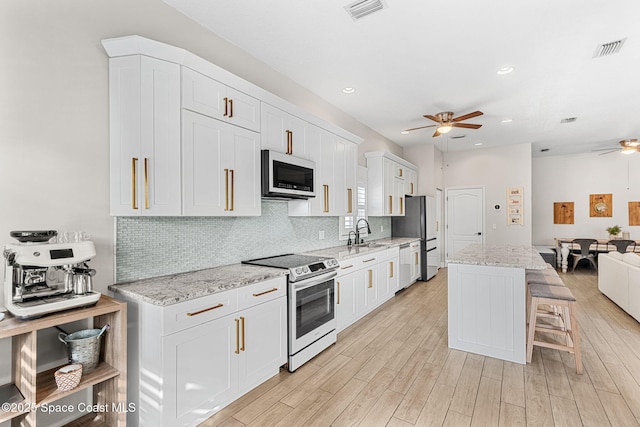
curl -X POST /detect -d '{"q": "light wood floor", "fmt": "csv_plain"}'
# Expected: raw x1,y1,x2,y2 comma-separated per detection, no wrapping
200,267,640,427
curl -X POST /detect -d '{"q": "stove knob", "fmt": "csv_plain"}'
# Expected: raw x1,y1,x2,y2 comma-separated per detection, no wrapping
303,266,309,273
295,268,302,275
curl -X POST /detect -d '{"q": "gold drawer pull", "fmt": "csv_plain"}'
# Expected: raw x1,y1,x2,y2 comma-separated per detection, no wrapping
186,303,223,317
368,269,373,288
223,97,229,117
235,318,240,354
228,98,233,118
390,261,394,278
347,188,353,213
363,258,376,263
240,316,245,351
341,264,354,270
389,195,393,214
230,169,235,211
132,157,138,210
144,157,149,209
337,281,341,304
224,168,229,211
253,288,279,297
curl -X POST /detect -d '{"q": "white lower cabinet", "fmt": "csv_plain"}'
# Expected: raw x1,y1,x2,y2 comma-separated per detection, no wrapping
335,247,400,333
118,276,287,427
410,241,422,282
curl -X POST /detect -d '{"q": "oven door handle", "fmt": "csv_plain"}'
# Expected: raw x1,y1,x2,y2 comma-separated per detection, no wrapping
292,271,338,291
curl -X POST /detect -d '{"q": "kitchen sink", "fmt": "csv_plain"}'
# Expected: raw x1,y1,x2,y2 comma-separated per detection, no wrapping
355,242,386,248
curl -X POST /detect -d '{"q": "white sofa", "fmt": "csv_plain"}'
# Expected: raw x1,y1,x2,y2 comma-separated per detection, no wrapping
598,251,640,322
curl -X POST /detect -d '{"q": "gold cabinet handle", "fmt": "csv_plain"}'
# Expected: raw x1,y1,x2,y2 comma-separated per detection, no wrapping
436,221,439,232
235,318,240,354
230,169,235,211
389,195,393,214
223,97,229,117
400,197,404,215
286,130,292,154
253,288,278,297
390,261,394,278
347,188,353,213
363,258,376,263
144,157,149,209
399,168,403,177
337,281,341,305
341,264,354,270
224,169,229,211
187,303,223,317
368,269,373,288
240,316,245,351
131,158,138,210
415,252,419,265
323,184,329,213
228,98,233,118
411,182,414,195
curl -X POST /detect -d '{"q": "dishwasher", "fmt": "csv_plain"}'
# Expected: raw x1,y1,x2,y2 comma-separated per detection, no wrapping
399,243,412,289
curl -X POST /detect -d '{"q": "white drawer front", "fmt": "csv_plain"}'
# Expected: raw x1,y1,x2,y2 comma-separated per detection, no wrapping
338,258,361,275
162,289,238,336
238,276,287,311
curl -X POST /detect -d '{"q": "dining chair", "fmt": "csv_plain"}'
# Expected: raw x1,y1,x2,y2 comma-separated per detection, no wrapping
570,238,598,271
607,239,636,253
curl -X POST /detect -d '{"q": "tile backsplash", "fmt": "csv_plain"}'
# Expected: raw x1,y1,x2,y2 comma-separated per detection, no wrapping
116,201,391,282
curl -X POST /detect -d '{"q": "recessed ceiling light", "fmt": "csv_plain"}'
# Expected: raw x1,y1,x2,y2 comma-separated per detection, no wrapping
497,66,515,75
474,142,483,146
400,130,409,135
501,118,513,123
342,87,355,94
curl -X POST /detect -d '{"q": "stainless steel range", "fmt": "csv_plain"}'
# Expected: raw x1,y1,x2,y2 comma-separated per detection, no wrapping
242,254,339,372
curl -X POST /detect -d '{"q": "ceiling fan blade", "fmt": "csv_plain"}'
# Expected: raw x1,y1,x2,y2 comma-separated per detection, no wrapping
423,114,441,123
596,149,619,155
432,129,441,137
404,124,437,132
592,147,618,152
452,123,482,129
452,111,483,122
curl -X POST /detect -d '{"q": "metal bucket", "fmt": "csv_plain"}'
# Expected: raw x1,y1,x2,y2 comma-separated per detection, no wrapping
58,324,109,372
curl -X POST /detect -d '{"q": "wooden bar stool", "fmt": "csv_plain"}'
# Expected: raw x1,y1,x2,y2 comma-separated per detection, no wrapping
526,283,582,374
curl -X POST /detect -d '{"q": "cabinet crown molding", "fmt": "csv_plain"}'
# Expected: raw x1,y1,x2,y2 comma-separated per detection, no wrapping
364,150,418,170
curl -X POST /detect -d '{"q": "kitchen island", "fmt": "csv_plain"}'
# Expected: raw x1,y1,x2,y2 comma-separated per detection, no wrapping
447,244,547,363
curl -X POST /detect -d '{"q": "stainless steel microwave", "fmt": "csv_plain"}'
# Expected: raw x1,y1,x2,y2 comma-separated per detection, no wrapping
261,150,316,199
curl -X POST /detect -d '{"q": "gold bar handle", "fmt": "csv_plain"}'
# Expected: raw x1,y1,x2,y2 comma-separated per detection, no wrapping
411,182,414,195
436,221,439,232
337,281,341,305
389,195,393,214
132,157,138,210
341,264,354,270
368,270,373,288
399,168,403,177
229,98,233,118
347,188,353,213
363,258,376,263
223,97,229,117
323,184,329,213
144,157,149,209
400,197,404,215
187,303,224,317
240,316,245,351
230,169,235,211
253,288,278,297
224,169,229,211
415,252,419,265
235,318,240,354
286,130,292,154
390,261,394,278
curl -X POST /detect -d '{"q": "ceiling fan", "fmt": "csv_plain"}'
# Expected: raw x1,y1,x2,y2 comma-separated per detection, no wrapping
594,139,640,155
404,110,484,137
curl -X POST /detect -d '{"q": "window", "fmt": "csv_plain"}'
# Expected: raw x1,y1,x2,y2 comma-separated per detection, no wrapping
340,169,367,240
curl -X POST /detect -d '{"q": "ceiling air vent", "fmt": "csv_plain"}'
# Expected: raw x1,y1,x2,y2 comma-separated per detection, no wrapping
561,117,577,124
345,0,385,20
593,38,626,58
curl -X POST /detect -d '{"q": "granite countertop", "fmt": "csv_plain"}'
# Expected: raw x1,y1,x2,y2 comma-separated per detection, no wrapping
109,264,287,306
109,237,420,306
446,244,547,270
305,237,420,261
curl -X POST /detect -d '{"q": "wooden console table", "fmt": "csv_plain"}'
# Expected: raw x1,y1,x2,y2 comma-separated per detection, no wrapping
554,238,640,272
0,295,127,426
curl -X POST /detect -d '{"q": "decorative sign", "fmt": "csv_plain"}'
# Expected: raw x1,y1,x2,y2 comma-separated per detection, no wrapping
507,187,524,225
554,202,574,224
630,201,640,226
590,194,612,217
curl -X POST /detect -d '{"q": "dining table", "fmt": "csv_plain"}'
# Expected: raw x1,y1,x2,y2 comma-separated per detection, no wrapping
554,237,640,272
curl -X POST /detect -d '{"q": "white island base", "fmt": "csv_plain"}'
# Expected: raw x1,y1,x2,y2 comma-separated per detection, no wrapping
448,263,526,364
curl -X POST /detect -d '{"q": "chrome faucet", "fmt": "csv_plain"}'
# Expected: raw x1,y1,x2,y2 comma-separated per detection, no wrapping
354,218,372,245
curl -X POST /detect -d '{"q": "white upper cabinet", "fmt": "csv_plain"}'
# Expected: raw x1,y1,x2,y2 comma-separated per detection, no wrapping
182,110,261,216
261,103,309,158
182,67,260,132
365,151,418,217
109,55,181,216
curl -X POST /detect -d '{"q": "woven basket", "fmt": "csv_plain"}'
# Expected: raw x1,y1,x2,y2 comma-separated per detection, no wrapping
54,364,83,392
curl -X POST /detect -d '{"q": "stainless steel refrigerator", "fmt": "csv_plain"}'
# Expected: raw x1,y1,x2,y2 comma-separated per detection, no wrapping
392,195,438,281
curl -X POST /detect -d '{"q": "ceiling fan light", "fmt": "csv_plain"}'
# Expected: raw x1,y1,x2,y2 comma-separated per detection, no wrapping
437,124,452,134
623,138,639,147
621,147,636,154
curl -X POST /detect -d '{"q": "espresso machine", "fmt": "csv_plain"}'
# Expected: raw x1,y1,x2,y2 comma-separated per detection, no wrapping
3,231,101,319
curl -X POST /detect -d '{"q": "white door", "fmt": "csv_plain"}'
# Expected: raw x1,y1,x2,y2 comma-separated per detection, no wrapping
436,188,444,267
446,187,484,258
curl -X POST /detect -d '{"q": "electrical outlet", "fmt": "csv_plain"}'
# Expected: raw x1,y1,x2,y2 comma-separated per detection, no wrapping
319,230,325,240
380,225,384,232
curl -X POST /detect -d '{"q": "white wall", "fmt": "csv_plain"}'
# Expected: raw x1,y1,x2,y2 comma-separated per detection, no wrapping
0,0,400,302
443,143,532,245
532,152,640,245
403,144,444,196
